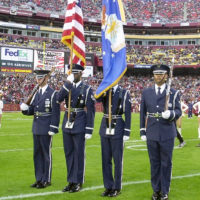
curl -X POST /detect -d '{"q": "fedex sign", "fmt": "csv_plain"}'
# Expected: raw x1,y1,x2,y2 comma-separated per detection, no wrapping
1,47,33,62
5,49,28,57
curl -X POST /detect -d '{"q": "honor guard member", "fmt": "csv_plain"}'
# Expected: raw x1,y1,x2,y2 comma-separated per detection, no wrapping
96,84,131,197
20,70,60,189
140,64,182,200
193,99,200,147
57,64,95,193
188,102,193,118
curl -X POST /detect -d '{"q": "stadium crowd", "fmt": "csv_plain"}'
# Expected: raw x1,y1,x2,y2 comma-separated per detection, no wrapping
0,72,199,113
1,0,200,23
1,34,200,66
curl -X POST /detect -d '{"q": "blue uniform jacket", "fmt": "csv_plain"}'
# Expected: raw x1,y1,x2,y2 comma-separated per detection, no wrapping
57,81,95,135
140,86,182,141
22,86,60,135
97,86,131,139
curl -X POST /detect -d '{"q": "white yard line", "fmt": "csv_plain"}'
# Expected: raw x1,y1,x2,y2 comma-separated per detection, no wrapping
0,134,29,137
0,147,63,153
0,173,200,200
0,145,100,153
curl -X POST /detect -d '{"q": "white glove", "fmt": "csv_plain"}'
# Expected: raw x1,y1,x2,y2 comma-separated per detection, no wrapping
162,110,171,119
48,131,55,136
20,103,29,111
85,134,92,140
67,73,74,83
123,136,130,141
141,135,147,141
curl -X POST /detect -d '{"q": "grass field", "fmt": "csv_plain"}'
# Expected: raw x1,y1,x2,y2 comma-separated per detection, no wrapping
0,112,200,200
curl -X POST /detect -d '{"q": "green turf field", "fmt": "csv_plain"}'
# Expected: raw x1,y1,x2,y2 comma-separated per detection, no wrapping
0,112,199,200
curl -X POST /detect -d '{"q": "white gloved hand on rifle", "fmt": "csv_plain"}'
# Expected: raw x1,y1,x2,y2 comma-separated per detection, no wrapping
85,134,92,140
141,135,147,141
48,131,55,136
20,103,29,111
67,74,74,83
123,136,130,141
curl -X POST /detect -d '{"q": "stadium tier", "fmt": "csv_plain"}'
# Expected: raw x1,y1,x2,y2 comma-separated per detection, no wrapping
1,0,200,23
0,35,200,67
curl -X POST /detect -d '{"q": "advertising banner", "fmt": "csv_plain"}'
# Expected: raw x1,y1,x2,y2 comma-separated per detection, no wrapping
34,50,64,72
82,66,93,77
134,64,152,69
0,47,34,73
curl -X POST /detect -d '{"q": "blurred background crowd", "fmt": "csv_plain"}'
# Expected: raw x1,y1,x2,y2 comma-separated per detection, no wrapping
1,0,200,23
0,72,199,113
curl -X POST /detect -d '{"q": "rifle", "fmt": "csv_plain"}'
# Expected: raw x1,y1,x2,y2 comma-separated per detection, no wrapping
25,67,55,105
164,57,174,111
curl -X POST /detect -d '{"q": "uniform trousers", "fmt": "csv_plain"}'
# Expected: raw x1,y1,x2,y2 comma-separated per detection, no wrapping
63,133,85,184
33,135,52,183
101,137,124,190
147,138,174,195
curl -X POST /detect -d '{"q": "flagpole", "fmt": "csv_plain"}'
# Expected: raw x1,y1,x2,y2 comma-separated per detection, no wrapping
67,34,74,122
108,89,112,132
43,41,46,69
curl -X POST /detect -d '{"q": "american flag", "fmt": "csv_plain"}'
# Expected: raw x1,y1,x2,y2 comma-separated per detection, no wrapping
61,0,86,67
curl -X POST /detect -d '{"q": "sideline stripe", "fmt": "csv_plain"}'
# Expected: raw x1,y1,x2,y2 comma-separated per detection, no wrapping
125,138,200,143
0,134,29,137
0,173,199,200
0,138,199,153
0,145,100,153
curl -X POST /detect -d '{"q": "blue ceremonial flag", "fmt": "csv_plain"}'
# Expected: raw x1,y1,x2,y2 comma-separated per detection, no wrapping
95,0,127,98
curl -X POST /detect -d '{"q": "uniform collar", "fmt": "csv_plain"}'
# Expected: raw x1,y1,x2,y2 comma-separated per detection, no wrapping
74,81,82,88
113,84,118,94
39,84,48,94
155,83,166,94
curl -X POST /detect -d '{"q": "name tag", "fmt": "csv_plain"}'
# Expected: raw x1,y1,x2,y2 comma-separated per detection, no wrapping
65,121,74,129
106,128,115,135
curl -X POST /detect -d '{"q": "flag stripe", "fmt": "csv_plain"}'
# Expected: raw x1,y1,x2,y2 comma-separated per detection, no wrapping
62,29,85,48
64,12,83,26
65,5,83,18
62,0,85,68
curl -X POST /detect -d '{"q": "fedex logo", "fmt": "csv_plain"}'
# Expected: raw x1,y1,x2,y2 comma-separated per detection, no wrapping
5,48,27,57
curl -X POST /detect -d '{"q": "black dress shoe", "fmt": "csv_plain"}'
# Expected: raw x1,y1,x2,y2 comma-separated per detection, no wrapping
43,182,51,187
30,181,40,188
161,194,168,200
36,182,51,189
69,183,82,193
152,192,161,200
108,189,121,197
62,183,73,192
101,189,112,197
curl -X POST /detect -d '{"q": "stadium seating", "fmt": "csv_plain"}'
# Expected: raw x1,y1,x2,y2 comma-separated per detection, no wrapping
1,34,199,66
1,0,200,23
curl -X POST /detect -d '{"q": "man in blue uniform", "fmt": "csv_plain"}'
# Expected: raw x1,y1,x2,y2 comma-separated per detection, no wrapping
188,102,193,119
57,64,95,193
20,69,60,189
140,64,182,200
96,84,131,197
